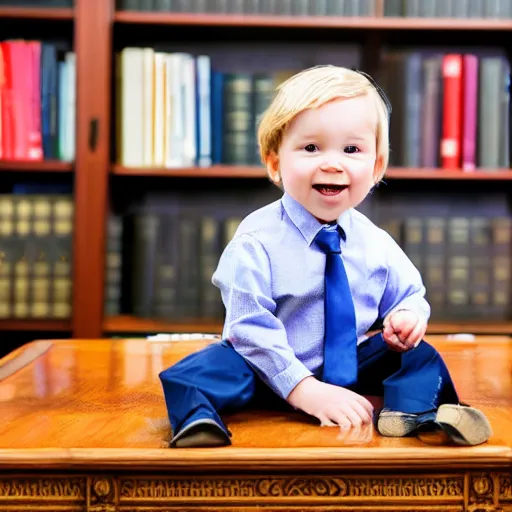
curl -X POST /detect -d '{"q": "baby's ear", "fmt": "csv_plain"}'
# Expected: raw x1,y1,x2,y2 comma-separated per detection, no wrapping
266,153,281,184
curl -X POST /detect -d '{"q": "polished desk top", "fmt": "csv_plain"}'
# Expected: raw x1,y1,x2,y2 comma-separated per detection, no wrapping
0,335,511,471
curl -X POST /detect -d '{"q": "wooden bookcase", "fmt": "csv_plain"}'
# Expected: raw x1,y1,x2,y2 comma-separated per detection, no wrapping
3,0,512,340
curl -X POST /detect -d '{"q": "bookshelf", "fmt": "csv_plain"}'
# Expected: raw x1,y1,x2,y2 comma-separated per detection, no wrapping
3,0,512,341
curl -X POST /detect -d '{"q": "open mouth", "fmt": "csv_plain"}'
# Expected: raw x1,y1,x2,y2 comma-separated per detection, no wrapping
312,184,348,196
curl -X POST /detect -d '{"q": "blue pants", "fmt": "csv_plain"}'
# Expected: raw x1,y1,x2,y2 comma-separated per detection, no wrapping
159,333,459,445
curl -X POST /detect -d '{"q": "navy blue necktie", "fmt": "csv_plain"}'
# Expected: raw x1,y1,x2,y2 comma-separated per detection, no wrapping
315,226,358,387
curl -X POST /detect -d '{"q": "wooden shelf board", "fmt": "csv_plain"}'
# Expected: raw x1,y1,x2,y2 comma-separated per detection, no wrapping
426,322,512,335
114,12,512,30
0,7,74,20
112,165,512,180
103,315,223,334
0,319,71,332
384,169,512,180
111,164,268,178
103,315,512,336
0,160,73,173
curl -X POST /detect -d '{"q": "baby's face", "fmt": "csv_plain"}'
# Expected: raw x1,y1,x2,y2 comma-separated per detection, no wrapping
275,95,378,223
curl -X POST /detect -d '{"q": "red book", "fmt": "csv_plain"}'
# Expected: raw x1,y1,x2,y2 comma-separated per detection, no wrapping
1,42,14,161
441,54,463,170
10,40,28,161
26,41,43,161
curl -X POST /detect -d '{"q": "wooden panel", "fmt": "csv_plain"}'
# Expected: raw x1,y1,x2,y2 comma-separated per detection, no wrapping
112,165,512,180
114,11,512,31
111,164,267,178
103,315,223,334
0,7,73,19
72,0,112,338
0,160,73,173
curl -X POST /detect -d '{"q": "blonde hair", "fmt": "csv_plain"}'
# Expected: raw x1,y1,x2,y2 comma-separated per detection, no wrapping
257,65,390,183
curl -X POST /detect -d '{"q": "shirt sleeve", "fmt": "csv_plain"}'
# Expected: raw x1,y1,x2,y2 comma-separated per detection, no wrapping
378,231,431,323
212,233,312,399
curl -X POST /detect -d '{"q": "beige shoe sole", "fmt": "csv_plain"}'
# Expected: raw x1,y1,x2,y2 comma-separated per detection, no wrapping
377,411,417,437
435,404,492,446
171,419,230,448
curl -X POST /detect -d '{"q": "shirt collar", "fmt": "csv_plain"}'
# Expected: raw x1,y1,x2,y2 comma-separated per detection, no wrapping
281,192,350,246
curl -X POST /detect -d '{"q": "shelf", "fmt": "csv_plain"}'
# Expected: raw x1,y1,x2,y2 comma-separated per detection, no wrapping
114,11,512,31
103,315,223,334
0,160,73,173
426,322,512,335
112,165,512,181
384,169,512,180
103,316,512,336
0,7,74,20
0,319,71,332
111,164,268,178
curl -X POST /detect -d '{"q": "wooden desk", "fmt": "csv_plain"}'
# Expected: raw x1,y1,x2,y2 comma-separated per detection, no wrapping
0,335,511,511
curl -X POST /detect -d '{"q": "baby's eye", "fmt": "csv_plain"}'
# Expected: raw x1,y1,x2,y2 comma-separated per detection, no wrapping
344,145,360,154
304,144,318,153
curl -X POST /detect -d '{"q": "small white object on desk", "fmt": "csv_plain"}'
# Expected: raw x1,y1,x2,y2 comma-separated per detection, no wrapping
146,333,222,342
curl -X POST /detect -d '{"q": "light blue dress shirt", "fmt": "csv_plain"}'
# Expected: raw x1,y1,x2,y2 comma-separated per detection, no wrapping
212,192,430,400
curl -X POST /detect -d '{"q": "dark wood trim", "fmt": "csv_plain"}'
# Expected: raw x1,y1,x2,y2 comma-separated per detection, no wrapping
0,7,74,20
385,169,512,180
112,165,512,181
72,0,113,338
103,315,224,334
114,11,512,30
0,319,71,332
103,315,512,336
111,164,268,178
426,322,512,335
0,160,73,173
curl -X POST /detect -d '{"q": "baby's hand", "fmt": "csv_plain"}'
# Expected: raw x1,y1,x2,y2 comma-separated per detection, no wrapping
287,377,374,429
383,309,426,352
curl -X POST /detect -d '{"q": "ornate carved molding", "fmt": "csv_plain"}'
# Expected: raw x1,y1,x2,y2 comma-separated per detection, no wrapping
87,477,118,512
0,471,510,511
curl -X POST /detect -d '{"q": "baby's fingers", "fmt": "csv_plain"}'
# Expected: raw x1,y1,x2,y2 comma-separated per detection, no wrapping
324,409,351,429
351,400,373,424
383,332,408,352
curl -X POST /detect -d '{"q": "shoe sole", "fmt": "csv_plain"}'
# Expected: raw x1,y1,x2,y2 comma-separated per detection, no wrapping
171,419,231,448
435,404,492,446
377,412,417,437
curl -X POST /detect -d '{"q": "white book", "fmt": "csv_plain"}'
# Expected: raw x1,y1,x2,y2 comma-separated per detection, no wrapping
65,52,76,162
142,47,155,167
165,53,185,167
196,55,211,167
180,53,197,167
58,61,67,161
153,52,166,167
119,47,144,167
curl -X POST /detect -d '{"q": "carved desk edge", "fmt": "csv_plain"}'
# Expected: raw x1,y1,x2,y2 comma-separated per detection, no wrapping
1,469,512,511
0,445,511,471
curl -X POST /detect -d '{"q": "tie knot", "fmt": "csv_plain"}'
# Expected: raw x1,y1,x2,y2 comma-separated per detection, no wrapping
314,226,341,254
